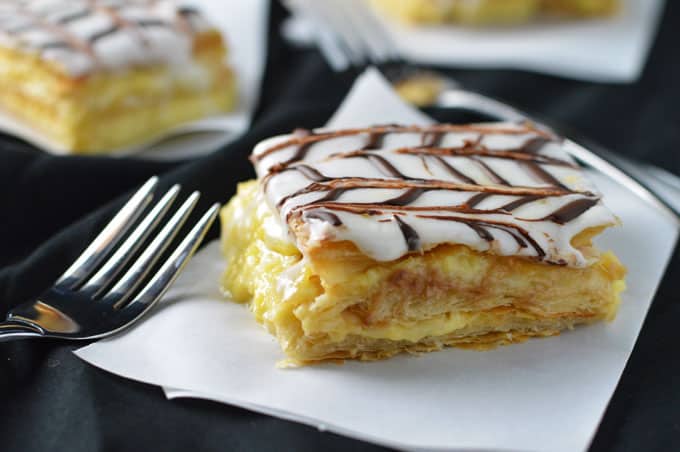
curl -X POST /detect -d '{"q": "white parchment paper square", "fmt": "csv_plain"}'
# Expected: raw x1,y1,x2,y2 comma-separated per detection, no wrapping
76,69,679,452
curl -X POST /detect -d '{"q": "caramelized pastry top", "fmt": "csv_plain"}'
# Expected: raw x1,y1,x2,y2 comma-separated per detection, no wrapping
0,0,213,76
252,123,618,267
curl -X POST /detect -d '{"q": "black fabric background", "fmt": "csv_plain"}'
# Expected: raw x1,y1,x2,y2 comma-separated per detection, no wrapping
1,3,679,451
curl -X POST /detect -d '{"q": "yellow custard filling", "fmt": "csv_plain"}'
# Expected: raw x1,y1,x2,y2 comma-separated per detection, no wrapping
221,180,626,364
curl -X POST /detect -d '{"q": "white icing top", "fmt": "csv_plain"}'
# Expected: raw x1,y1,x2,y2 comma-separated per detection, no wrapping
0,0,212,76
251,123,618,267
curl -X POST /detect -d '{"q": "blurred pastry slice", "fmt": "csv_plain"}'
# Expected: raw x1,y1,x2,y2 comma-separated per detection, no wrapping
369,0,540,25
542,0,620,17
369,0,455,24
0,0,236,154
370,0,619,25
451,0,541,26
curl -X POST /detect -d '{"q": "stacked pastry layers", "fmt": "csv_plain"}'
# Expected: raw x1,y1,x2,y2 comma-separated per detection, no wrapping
370,0,619,25
0,0,235,153
221,124,626,364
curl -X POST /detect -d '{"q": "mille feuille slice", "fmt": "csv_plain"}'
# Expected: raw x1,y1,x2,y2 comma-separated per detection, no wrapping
220,123,626,365
369,0,619,25
0,0,235,153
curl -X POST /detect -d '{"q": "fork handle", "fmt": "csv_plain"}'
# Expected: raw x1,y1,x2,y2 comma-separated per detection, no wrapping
0,322,42,342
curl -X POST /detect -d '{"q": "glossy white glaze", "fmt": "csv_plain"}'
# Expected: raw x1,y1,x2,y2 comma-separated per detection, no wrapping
0,0,211,76
251,124,618,267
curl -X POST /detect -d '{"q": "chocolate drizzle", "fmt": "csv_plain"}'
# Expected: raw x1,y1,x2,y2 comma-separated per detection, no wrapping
9,4,99,63
394,216,420,251
422,131,444,147
472,157,511,186
466,222,494,242
0,0,204,75
524,162,569,190
292,164,329,182
39,40,69,50
316,188,346,203
522,137,551,153
541,198,599,224
416,215,547,260
366,154,407,178
283,129,315,164
88,24,120,43
501,195,545,212
384,188,428,206
136,19,169,28
256,123,609,265
252,124,554,163
362,130,388,150
55,10,91,25
177,6,200,17
280,176,579,198
397,147,574,167
434,155,477,184
466,193,491,208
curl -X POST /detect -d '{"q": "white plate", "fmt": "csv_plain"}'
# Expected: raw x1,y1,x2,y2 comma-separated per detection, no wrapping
374,0,664,83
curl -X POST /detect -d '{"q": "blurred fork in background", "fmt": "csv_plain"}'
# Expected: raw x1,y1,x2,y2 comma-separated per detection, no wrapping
283,0,680,224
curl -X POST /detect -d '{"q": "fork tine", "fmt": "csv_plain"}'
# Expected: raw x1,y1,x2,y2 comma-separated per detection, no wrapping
287,0,352,70
306,0,366,66
81,185,181,297
57,176,158,289
331,0,381,63
343,0,400,63
123,203,220,315
103,191,200,308
316,23,352,71
359,0,402,61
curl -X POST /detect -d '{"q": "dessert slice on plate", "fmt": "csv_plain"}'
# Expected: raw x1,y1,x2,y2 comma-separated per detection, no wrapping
542,0,619,17
221,123,626,365
370,0,619,25
0,0,235,154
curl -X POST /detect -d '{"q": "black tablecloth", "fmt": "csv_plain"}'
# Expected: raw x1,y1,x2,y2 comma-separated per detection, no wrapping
1,3,679,451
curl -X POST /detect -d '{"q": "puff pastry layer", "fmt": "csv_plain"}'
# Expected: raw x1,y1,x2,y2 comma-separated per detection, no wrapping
221,123,626,365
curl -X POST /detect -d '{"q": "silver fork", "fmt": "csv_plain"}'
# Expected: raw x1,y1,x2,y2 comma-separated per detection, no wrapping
0,176,220,342
284,0,680,224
